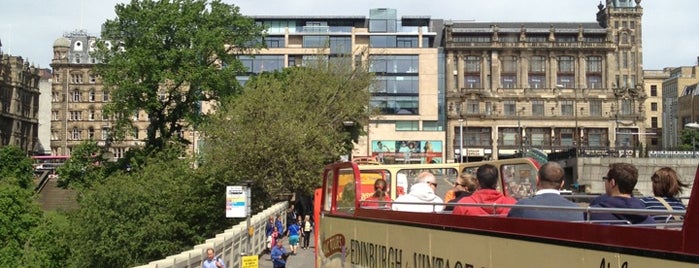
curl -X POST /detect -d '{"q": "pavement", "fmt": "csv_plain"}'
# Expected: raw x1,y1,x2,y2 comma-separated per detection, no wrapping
258,235,315,268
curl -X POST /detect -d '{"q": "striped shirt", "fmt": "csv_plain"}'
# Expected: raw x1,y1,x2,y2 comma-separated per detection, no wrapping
639,196,686,222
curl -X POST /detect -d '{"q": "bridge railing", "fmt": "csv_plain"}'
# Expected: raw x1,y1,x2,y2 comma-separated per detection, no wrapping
133,201,289,268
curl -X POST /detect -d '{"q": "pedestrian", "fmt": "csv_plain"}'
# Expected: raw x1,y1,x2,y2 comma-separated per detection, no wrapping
275,214,284,238
202,248,226,268
271,240,288,268
287,219,301,255
302,215,313,249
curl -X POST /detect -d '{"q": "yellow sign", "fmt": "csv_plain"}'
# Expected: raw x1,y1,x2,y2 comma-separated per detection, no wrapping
240,255,258,268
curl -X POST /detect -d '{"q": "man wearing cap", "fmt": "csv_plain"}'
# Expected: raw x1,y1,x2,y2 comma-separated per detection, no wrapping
392,171,445,212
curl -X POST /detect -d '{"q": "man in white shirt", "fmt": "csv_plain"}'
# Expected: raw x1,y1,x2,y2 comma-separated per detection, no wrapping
392,171,444,212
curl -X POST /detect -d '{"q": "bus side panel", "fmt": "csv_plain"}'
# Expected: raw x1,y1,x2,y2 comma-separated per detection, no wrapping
314,187,321,268
317,216,697,268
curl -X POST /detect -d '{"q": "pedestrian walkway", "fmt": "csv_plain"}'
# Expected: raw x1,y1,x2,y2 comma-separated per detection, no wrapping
258,236,315,268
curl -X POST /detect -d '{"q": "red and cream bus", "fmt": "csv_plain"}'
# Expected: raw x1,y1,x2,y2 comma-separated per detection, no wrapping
314,159,698,267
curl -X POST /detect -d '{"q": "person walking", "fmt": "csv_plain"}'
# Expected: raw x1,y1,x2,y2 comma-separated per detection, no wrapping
202,248,226,268
271,240,288,268
301,215,313,249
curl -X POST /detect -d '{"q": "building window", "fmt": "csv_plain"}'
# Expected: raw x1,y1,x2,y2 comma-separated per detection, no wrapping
395,121,419,131
559,129,573,147
586,56,603,89
422,121,442,131
72,128,81,140
504,100,516,116
528,56,546,89
69,111,81,121
52,111,58,120
72,89,81,102
88,110,95,120
465,56,480,72
52,92,59,102
88,128,95,139
651,117,658,128
561,100,573,116
70,73,83,84
89,89,95,101
102,127,110,140
590,100,602,116
650,85,657,96
501,56,517,89
103,90,110,102
466,100,479,114
650,102,658,111
51,131,58,141
557,56,575,88
532,100,544,116
133,127,139,139
264,36,285,48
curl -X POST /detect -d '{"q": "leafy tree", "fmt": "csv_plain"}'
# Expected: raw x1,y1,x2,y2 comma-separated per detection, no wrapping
0,183,42,266
93,0,265,148
56,141,107,192
22,211,72,268
201,57,373,203
0,146,35,189
68,149,229,267
679,128,699,151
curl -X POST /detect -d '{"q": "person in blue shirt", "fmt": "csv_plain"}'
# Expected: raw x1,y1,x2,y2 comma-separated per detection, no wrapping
287,220,301,255
275,214,284,239
640,167,689,222
589,163,654,225
271,240,287,268
202,248,226,268
507,162,584,221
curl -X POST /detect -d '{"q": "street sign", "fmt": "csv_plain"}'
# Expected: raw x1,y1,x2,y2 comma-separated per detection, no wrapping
240,255,258,268
226,186,247,218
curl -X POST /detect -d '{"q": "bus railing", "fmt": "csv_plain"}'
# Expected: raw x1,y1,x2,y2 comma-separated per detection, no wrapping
358,200,686,226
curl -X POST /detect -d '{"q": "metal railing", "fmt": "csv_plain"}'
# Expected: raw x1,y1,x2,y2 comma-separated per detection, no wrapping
133,202,288,268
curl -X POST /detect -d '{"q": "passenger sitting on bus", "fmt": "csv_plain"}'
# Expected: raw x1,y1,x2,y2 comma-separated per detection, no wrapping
507,162,584,221
444,173,478,211
640,167,689,222
444,173,476,202
589,163,654,224
363,179,393,208
392,172,445,213
453,164,516,216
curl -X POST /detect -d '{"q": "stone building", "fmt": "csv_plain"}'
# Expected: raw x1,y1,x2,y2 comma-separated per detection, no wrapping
664,65,699,149
642,69,669,151
50,30,150,158
444,0,645,161
0,39,41,154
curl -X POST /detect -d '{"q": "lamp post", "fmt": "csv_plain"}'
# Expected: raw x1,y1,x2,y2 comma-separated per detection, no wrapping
685,122,699,158
342,121,355,161
459,118,464,163
517,107,525,157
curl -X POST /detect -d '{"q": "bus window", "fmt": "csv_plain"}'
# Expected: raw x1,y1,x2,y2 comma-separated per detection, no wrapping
358,170,390,201
323,170,334,212
502,163,538,199
337,168,356,213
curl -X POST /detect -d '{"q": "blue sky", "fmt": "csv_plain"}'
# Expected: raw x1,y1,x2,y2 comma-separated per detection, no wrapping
1,0,696,69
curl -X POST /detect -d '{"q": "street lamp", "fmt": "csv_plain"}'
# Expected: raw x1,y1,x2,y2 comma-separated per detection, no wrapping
459,118,464,163
517,107,525,157
685,122,699,157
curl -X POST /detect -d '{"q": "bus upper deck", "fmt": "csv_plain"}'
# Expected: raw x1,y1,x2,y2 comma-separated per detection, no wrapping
315,158,699,267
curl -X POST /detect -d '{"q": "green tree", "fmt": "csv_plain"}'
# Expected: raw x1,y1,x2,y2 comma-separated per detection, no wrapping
0,146,35,189
93,0,265,148
201,58,373,202
680,128,699,151
56,141,107,192
0,183,42,266
22,211,72,268
68,149,228,267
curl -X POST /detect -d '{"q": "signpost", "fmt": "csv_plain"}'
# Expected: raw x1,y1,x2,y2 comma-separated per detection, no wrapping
226,182,256,267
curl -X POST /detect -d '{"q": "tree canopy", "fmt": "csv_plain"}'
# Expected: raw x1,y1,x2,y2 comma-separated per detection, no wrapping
201,58,374,202
93,0,265,148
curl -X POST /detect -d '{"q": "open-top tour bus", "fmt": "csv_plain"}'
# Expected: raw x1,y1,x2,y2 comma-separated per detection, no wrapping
313,159,698,268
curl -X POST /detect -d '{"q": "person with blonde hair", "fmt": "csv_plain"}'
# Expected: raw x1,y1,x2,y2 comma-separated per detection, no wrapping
640,167,690,222
444,173,477,202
